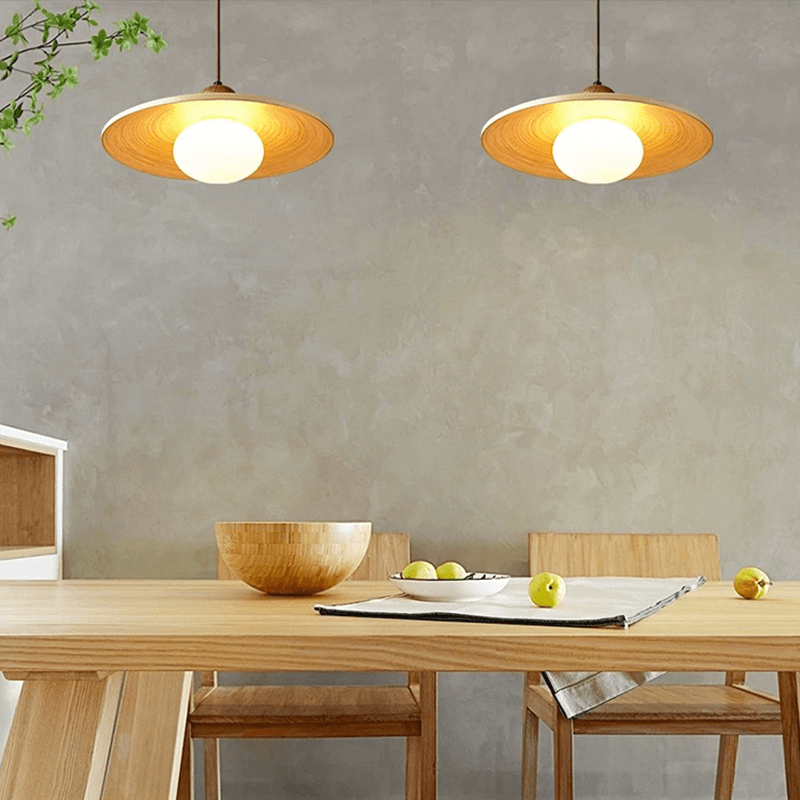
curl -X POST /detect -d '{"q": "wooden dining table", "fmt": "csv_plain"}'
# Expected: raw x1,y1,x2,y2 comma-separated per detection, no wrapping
0,578,797,799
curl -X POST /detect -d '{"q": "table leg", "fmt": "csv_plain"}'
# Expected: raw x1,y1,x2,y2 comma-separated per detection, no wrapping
102,671,193,800
0,670,192,800
778,671,800,800
0,671,124,800
176,689,195,800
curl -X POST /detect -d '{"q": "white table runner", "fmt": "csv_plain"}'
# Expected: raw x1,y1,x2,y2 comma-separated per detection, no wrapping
316,575,705,717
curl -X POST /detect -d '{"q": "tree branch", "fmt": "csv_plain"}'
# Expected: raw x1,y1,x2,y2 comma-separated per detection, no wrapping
1,1,166,228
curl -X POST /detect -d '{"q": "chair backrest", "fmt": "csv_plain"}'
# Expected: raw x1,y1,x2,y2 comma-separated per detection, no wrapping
216,532,410,582
528,532,721,581
349,532,410,580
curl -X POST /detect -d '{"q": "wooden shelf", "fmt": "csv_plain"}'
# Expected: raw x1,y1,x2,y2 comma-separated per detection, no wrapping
0,425,67,579
0,546,58,562
0,445,56,549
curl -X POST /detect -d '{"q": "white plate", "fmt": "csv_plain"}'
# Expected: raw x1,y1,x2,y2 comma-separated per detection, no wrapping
389,572,511,602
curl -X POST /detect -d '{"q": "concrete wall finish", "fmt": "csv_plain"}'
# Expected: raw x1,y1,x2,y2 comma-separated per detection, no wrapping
1,0,797,797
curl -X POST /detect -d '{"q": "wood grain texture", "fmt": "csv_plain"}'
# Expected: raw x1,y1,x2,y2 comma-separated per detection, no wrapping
0,579,797,673
526,684,781,735
524,532,782,800
193,533,436,800
102,90,334,180
0,672,123,800
216,550,236,582
715,731,739,800
481,91,713,180
191,685,422,738
0,446,55,548
778,672,800,800
524,682,558,731
215,521,371,595
0,544,58,560
102,671,192,800
3,670,111,681
176,704,194,800
405,670,437,800
211,530,406,585
521,707,539,800
203,738,221,800
351,532,410,581
715,669,758,798
529,531,721,580
521,670,545,800
553,709,573,800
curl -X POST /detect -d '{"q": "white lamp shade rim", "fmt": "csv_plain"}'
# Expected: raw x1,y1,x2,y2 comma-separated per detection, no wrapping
481,92,710,136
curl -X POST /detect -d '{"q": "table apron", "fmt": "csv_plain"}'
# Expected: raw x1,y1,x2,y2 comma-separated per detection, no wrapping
0,635,798,673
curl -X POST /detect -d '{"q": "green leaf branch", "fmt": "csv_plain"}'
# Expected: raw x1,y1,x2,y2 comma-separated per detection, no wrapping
1,1,166,228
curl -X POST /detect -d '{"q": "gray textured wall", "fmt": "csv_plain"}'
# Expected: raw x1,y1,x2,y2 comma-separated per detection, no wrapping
1,0,798,797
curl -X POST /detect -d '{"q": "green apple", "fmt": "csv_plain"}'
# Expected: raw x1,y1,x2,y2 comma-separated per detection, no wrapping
733,566,772,599
401,560,438,580
436,561,468,580
529,571,567,608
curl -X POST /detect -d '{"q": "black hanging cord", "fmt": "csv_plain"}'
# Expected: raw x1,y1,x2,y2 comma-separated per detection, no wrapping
214,0,222,85
594,0,601,85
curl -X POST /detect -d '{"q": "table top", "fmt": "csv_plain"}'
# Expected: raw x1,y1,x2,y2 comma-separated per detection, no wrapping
0,579,798,673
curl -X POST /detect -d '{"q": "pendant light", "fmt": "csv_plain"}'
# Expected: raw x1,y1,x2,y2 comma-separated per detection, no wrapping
481,0,712,183
101,0,333,183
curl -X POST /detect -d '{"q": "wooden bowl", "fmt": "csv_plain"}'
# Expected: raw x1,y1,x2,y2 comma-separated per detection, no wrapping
215,521,372,595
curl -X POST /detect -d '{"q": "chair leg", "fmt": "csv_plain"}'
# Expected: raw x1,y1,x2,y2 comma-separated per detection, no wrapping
203,738,221,800
176,720,194,800
406,671,437,800
521,706,539,800
714,669,746,800
778,671,800,800
553,710,574,800
713,735,739,800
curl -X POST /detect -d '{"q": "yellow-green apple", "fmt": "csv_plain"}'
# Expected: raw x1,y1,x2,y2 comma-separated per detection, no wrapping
529,571,567,608
401,560,437,579
733,566,771,599
436,561,468,580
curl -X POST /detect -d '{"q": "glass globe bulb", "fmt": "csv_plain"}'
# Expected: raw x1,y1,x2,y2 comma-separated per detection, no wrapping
173,118,264,184
552,118,644,184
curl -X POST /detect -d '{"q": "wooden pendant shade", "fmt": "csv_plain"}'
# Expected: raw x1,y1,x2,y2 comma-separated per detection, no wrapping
102,85,334,180
481,85,713,180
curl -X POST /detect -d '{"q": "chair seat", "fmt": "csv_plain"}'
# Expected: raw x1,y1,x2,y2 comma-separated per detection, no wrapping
526,683,783,735
190,684,422,739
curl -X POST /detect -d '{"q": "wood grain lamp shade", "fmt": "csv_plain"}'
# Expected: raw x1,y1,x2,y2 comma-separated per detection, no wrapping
101,0,332,182
481,0,712,183
102,83,333,181
481,83,713,182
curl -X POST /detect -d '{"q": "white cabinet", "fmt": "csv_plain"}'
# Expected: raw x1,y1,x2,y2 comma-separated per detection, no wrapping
0,423,67,751
0,423,67,580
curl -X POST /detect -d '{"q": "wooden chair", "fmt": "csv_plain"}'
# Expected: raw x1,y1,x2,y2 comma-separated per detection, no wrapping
522,532,783,800
188,532,436,800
